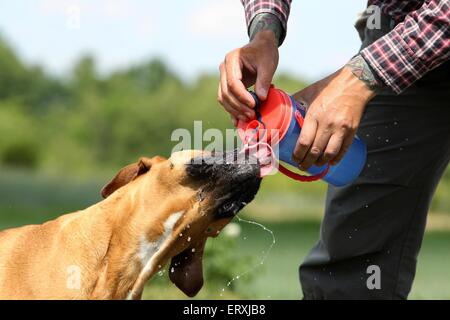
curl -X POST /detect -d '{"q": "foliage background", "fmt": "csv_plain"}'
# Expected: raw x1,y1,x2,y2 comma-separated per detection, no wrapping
0,29,449,299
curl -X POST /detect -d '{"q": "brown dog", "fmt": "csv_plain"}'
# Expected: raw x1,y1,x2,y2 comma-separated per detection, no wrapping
0,150,261,299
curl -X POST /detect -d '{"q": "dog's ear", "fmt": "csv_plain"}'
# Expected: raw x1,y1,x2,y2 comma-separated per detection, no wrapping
169,237,207,297
101,156,165,198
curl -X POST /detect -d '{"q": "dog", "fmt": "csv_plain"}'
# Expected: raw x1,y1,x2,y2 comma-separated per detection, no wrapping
0,150,262,299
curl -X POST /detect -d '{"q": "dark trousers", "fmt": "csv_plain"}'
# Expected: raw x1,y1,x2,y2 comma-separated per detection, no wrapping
299,13,450,300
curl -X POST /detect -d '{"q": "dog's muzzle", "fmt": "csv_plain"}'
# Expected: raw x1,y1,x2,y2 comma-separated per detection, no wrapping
186,149,261,218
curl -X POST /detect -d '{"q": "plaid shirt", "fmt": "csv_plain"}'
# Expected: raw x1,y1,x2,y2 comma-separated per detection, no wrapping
242,0,450,93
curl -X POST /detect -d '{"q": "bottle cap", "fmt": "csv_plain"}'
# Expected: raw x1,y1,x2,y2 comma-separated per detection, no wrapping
237,85,293,145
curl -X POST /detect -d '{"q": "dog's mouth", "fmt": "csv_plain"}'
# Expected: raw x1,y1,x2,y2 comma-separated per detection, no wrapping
186,150,262,218
170,153,262,297
169,177,260,297
215,174,261,218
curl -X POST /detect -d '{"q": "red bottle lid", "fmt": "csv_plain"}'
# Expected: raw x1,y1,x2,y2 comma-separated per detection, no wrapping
237,85,293,145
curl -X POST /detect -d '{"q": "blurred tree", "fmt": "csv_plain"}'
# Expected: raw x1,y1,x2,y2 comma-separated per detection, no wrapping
0,35,447,212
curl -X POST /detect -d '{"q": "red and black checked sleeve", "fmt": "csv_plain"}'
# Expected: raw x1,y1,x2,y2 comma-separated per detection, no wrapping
241,0,292,44
361,0,450,94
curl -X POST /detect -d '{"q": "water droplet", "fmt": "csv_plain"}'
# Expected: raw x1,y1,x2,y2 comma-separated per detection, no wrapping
158,271,164,276
348,235,352,239
171,267,174,273
394,121,398,125
364,204,369,208
385,139,389,143
223,216,275,292
187,236,191,242
179,233,183,237
191,248,196,253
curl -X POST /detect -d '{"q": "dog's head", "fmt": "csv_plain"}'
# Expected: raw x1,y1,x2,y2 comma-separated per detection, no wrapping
101,150,261,297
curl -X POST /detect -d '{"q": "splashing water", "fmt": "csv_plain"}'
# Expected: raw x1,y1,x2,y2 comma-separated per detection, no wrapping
219,215,276,296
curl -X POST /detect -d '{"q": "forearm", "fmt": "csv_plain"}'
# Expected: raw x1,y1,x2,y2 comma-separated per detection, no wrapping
346,55,384,93
249,13,283,46
241,0,292,45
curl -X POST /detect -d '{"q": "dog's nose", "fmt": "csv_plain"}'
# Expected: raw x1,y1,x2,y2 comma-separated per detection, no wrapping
211,149,260,181
187,149,260,181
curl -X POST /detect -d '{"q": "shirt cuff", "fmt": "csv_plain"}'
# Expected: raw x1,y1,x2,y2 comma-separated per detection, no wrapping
360,27,429,94
243,3,290,45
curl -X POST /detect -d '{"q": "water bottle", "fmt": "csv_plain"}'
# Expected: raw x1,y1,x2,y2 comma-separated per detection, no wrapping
236,85,367,187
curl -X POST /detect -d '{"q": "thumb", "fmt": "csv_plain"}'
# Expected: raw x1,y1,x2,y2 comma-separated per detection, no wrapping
255,66,275,101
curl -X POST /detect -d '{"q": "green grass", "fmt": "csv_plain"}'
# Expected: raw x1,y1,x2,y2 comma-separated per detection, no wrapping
1,167,450,299
141,220,450,300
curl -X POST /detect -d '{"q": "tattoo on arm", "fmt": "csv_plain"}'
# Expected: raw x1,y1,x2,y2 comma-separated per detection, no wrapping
249,13,284,46
346,55,384,92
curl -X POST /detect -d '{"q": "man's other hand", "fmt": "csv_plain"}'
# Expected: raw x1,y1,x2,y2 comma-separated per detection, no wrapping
292,67,376,170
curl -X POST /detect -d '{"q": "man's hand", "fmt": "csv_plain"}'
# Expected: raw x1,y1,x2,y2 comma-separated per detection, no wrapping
292,66,376,170
218,30,279,125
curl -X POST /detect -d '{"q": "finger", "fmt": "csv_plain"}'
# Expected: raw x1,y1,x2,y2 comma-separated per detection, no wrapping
316,133,343,167
299,126,332,170
218,82,242,119
220,63,254,120
292,114,318,164
219,66,249,121
224,55,256,110
330,134,354,165
255,63,275,100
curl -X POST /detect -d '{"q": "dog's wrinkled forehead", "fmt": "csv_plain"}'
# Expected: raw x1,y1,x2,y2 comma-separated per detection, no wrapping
169,150,208,166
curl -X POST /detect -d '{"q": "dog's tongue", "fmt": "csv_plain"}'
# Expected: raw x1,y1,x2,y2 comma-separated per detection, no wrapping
169,239,206,297
243,142,274,177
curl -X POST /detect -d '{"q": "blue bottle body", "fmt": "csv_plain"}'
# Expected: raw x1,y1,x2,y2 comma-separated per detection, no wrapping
275,96,367,187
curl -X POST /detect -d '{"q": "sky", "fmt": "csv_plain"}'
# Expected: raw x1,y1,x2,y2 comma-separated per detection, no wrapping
0,0,367,82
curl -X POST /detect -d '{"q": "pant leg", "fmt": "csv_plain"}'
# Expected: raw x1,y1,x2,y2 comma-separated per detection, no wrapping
299,81,450,300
